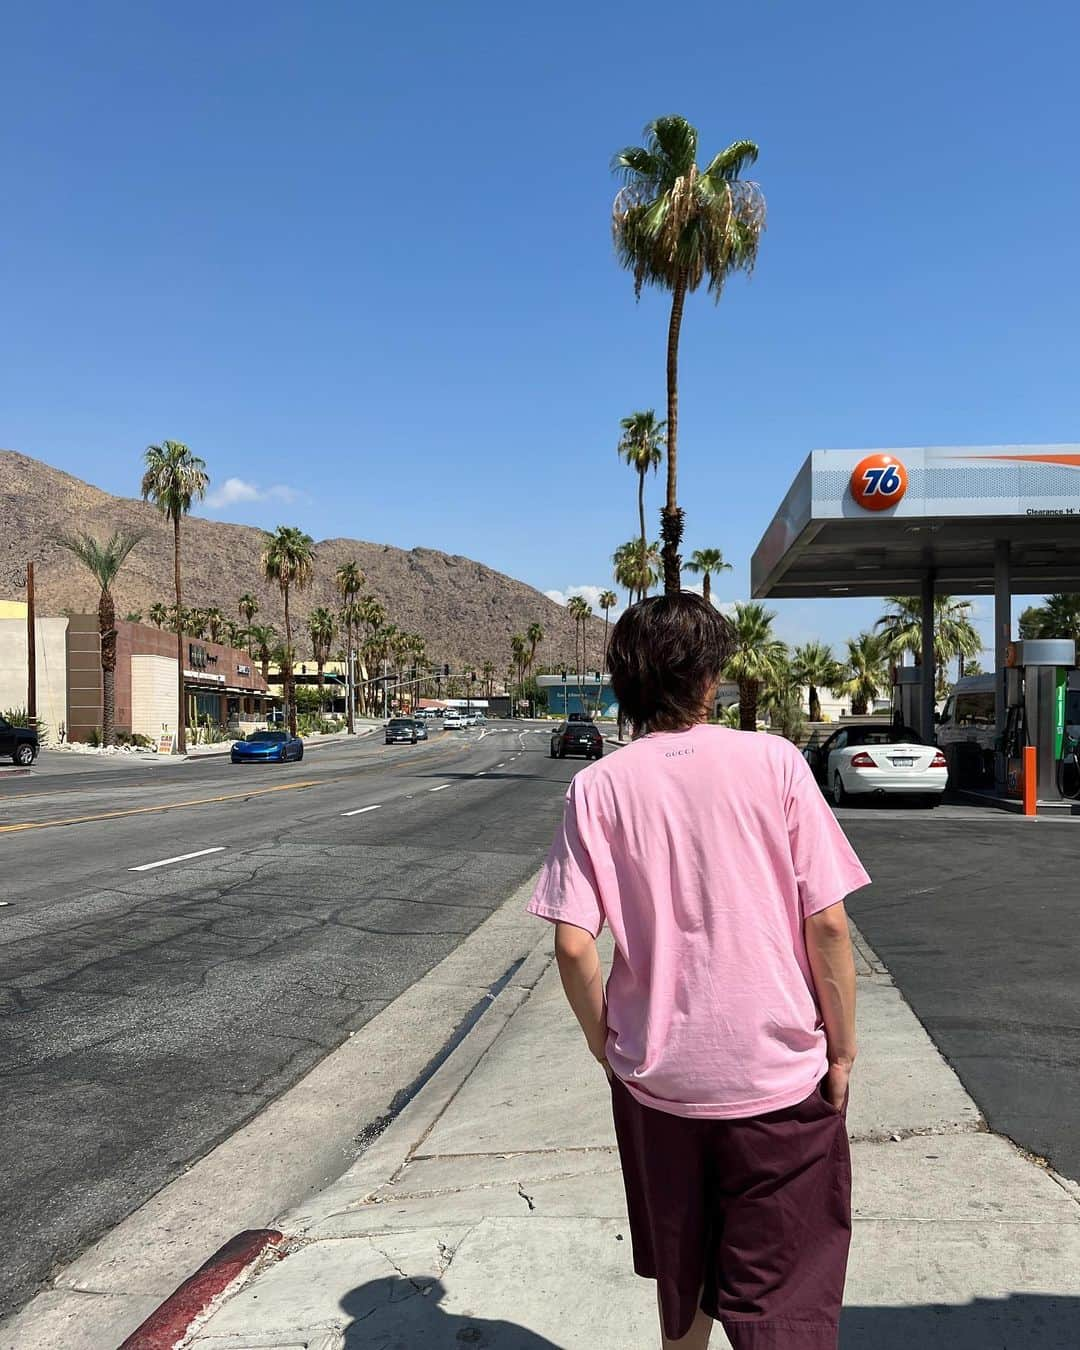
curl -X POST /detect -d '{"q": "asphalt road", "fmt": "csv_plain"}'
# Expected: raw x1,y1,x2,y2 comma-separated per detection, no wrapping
839,806,1080,1182
0,722,580,1318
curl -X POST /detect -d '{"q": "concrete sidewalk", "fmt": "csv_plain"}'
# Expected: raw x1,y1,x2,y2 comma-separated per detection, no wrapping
175,922,1080,1348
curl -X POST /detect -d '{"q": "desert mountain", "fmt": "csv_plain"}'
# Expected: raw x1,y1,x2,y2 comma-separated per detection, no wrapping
0,451,608,674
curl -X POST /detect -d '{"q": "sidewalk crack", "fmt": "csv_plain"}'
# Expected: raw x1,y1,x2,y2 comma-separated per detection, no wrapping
366,1239,431,1297
517,1182,536,1211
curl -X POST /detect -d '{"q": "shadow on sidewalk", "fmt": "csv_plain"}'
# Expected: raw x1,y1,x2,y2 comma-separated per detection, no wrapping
840,1293,1080,1348
341,1277,561,1347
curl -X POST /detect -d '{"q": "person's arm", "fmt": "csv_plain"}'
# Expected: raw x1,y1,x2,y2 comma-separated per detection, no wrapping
804,900,857,1109
554,921,608,1067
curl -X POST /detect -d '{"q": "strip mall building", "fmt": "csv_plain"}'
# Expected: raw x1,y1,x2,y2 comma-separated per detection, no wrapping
0,604,271,743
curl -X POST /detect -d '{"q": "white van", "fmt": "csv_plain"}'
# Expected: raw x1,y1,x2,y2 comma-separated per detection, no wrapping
937,676,996,784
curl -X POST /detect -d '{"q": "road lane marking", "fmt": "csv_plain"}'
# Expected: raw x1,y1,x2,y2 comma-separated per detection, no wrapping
429,784,451,792
0,779,326,834
342,804,382,816
130,847,226,872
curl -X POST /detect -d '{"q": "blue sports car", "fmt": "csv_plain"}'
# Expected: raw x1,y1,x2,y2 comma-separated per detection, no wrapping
231,730,304,763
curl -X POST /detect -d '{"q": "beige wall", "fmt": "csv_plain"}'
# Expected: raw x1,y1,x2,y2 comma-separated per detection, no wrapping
131,654,178,740
0,616,69,742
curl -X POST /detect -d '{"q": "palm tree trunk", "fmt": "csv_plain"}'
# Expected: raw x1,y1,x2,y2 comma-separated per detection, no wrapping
637,468,647,571
598,611,611,717
703,571,711,604
317,661,325,715
809,684,821,723
283,585,295,737
345,623,355,733
739,678,758,733
661,270,688,595
99,588,117,747
174,515,186,754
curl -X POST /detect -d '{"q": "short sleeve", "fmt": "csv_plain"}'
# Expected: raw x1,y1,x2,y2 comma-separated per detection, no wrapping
527,779,605,938
784,747,871,918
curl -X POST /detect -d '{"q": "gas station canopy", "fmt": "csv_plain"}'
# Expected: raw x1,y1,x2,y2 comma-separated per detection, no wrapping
751,445,1080,601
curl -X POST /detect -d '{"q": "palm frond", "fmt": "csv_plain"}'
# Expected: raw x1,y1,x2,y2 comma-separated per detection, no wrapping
701,139,760,183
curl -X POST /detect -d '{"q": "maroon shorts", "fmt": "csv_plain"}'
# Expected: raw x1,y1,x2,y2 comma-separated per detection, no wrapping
611,1076,851,1348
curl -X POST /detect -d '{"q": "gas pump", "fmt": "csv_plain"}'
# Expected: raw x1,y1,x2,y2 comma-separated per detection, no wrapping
999,639,1076,801
891,667,923,730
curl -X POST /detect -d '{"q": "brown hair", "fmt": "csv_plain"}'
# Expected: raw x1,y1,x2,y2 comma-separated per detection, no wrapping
607,593,734,734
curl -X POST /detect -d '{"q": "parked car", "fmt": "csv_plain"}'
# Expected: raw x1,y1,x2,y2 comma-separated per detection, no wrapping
0,715,39,765
551,720,604,761
443,710,466,730
385,717,418,745
936,675,996,785
412,718,429,741
231,729,304,763
804,723,947,806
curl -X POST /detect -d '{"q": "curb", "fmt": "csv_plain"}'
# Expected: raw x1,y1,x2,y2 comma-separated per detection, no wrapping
117,1229,283,1349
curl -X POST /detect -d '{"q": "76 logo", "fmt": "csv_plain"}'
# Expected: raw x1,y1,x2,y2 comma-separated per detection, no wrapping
850,454,908,511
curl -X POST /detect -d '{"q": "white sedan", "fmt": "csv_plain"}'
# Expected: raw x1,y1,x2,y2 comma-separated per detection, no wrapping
804,724,949,807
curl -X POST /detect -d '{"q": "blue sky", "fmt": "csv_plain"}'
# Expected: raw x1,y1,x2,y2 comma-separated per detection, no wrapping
3,1,1078,657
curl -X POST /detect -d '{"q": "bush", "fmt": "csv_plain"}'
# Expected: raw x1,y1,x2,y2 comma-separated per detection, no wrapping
87,726,102,747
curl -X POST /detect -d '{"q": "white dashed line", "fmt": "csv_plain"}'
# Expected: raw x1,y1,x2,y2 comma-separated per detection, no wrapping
429,784,451,792
342,804,382,817
130,847,225,872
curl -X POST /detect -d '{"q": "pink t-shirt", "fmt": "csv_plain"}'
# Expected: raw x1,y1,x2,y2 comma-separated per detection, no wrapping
528,725,870,1119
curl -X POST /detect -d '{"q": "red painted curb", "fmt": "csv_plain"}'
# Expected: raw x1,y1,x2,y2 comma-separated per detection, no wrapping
118,1228,284,1349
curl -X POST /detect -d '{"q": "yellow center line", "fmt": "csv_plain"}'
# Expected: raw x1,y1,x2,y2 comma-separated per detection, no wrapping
0,779,328,834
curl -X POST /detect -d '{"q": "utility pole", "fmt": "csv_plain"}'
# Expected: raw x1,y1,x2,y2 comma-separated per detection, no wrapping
26,561,37,728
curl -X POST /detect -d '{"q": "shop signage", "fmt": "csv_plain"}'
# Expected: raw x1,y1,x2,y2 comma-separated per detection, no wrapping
850,453,908,511
157,732,175,755
189,643,208,670
237,663,252,676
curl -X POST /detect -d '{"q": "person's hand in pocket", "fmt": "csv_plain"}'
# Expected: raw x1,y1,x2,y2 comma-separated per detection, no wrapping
823,1060,852,1112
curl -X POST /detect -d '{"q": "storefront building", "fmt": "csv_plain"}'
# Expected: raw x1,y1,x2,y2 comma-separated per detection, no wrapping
65,617,272,743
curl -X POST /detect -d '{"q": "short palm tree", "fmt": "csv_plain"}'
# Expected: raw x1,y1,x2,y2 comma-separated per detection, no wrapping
837,632,888,716
141,440,209,754
617,410,666,576
877,596,981,698
248,623,278,683
205,607,225,643
613,116,765,593
481,660,496,700
335,560,365,732
791,640,843,722
1018,593,1080,648
307,607,336,713
53,530,143,746
723,602,788,732
261,526,316,735
187,608,208,639
238,592,259,658
510,634,528,712
684,547,732,605
148,601,169,628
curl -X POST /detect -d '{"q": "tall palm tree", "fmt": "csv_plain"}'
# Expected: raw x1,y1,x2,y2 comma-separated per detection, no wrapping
238,592,259,659
510,635,528,714
723,602,787,732
613,117,765,593
261,526,316,736
335,560,365,733
836,632,888,716
567,596,592,713
613,538,661,603
248,623,278,683
307,607,336,714
481,660,496,701
52,530,143,747
617,410,666,573
791,641,843,723
148,601,169,628
877,596,981,698
597,589,619,715
141,440,209,754
684,547,732,604
526,622,545,676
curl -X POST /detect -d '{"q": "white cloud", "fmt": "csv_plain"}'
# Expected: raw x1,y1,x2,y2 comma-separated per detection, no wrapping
544,585,622,615
205,477,300,509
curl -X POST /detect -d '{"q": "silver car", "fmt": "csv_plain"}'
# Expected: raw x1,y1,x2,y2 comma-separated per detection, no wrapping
412,718,429,741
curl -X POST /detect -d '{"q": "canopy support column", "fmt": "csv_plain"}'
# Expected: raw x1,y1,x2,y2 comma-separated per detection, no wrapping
921,571,936,741
994,539,1011,736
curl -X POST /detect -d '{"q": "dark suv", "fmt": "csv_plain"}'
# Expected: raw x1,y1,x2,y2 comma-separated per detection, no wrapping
385,717,418,745
550,720,603,761
0,716,39,765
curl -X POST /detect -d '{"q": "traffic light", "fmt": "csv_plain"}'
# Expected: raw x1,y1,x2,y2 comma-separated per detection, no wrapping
470,671,477,683
443,663,451,676
561,669,567,681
